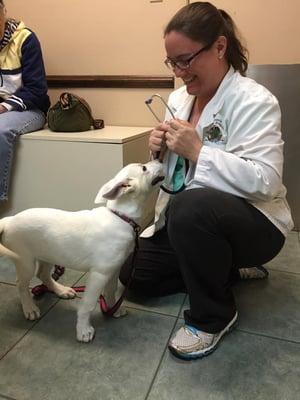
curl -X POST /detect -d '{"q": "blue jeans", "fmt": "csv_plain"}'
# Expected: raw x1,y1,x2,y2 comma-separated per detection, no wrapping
0,109,46,201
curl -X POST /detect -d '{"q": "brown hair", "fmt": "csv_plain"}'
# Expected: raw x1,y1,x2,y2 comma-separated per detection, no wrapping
164,2,248,75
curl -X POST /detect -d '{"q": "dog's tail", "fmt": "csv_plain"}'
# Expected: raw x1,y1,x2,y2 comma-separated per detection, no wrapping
0,217,20,261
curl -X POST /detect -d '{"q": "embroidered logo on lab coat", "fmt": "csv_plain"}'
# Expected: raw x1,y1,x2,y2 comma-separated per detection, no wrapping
202,117,227,146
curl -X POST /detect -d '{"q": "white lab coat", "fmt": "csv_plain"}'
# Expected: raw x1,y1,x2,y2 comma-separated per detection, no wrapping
142,66,294,238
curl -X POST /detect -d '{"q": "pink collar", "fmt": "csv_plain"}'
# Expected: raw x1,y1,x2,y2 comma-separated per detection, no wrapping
108,208,141,234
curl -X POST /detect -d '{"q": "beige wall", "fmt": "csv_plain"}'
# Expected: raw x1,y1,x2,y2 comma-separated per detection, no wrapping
7,0,186,75
7,0,187,126
6,0,300,126
192,0,300,64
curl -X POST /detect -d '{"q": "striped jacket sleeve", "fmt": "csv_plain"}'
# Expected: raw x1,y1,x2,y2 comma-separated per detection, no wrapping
4,32,49,112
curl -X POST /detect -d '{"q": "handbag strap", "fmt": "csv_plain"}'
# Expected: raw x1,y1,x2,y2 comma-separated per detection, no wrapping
93,119,105,129
59,92,105,129
59,92,91,112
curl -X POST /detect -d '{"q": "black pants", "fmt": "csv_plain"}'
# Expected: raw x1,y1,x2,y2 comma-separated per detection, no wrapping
120,188,285,333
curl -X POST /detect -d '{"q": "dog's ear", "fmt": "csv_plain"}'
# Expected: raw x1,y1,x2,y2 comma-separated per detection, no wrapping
94,179,132,204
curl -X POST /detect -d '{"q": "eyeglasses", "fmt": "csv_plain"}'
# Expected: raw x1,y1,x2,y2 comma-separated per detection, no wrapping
164,42,213,70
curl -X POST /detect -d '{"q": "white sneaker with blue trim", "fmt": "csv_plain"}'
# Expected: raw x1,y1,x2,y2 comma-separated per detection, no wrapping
168,312,238,360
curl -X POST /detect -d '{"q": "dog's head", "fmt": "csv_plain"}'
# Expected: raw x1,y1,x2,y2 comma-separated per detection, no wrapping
94,160,165,204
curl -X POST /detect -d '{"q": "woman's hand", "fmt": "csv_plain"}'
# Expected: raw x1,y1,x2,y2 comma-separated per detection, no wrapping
149,122,169,161
0,104,8,114
165,119,203,163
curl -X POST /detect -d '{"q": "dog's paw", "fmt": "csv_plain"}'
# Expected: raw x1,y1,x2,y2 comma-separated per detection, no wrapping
23,304,41,321
113,306,127,318
76,325,95,343
54,283,76,299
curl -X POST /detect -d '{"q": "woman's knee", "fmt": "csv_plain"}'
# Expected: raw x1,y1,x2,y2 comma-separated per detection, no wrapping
168,188,225,231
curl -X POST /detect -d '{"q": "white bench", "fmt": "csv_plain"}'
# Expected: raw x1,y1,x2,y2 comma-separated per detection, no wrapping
1,126,155,227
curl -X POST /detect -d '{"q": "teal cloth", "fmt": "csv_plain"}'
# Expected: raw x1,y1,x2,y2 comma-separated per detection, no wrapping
172,156,185,191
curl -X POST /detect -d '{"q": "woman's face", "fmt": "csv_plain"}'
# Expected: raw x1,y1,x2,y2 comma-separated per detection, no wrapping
164,30,228,99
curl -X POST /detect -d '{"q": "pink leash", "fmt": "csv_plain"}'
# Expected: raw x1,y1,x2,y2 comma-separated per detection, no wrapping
32,272,134,317
32,277,120,316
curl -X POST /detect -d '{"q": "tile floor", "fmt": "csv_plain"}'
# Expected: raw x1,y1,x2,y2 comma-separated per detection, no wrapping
0,232,299,400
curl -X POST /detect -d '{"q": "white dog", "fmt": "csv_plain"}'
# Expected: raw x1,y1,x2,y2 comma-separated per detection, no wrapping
0,160,164,342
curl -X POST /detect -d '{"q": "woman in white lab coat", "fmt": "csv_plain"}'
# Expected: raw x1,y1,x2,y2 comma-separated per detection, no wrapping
120,1,293,360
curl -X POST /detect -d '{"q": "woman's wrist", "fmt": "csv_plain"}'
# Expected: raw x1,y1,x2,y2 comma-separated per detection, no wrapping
0,104,8,113
190,142,203,163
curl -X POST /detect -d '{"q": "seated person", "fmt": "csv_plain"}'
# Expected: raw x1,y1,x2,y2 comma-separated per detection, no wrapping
0,0,50,201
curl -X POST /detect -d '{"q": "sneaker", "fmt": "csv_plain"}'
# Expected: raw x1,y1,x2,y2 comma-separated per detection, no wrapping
239,265,269,280
168,312,238,360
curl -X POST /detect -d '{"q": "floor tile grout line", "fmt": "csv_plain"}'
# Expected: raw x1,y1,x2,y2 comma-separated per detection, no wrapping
125,305,300,347
0,393,18,400
0,272,87,360
266,267,300,276
0,297,62,362
0,269,87,287
124,304,183,319
144,317,179,400
124,293,188,319
144,295,187,400
0,281,16,287
70,271,88,288
0,281,184,363
235,327,300,345
125,304,300,347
